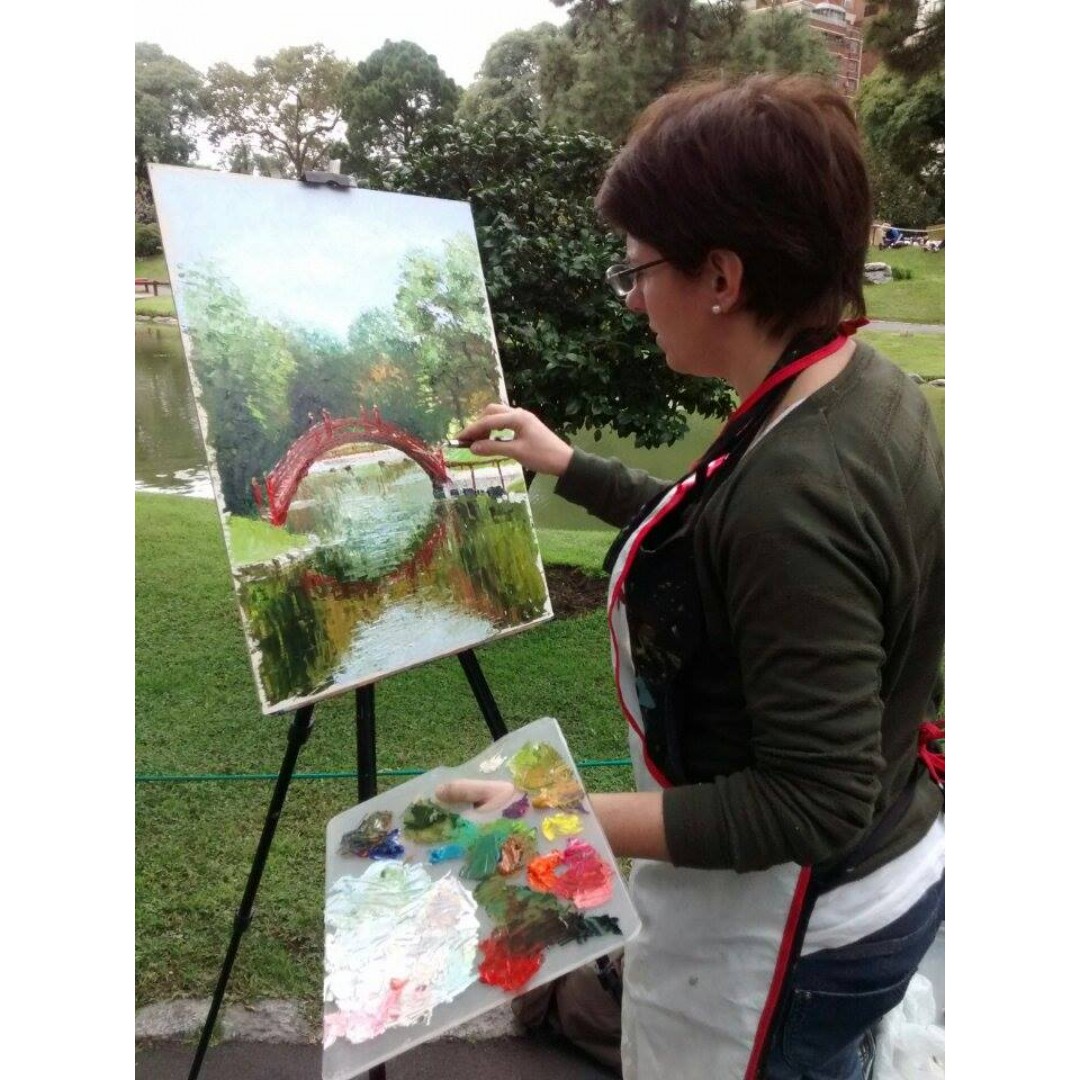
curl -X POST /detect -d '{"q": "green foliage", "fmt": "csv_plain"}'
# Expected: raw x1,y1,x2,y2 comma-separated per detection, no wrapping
176,266,298,513
890,266,914,281
857,65,945,226
135,42,205,179
394,236,502,428
540,1,745,142
864,0,944,81
202,44,350,177
135,222,163,257
857,2,945,226
728,8,837,80
341,40,461,182
457,24,561,127
374,119,736,447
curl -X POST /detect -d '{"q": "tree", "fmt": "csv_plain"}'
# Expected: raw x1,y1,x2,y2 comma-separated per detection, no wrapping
135,42,204,179
457,25,560,126
537,1,745,142
864,0,944,81
202,44,349,177
727,8,837,80
857,1,945,224
373,119,736,448
858,65,944,225
341,41,460,182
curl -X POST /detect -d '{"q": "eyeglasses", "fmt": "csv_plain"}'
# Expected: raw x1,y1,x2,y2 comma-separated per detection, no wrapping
604,257,669,298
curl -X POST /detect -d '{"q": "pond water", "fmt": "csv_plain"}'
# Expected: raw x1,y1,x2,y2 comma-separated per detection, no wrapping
134,322,720,528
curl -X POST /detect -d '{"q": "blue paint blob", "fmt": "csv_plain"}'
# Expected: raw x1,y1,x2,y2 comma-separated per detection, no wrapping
429,844,466,864
368,830,405,860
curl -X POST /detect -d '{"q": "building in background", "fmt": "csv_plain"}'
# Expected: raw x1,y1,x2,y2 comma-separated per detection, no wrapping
744,1,868,98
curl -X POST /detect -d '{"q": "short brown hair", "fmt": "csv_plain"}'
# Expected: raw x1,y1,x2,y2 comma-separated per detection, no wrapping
595,75,871,336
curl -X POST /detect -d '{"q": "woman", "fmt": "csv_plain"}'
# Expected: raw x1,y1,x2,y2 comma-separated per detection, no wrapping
441,75,944,1080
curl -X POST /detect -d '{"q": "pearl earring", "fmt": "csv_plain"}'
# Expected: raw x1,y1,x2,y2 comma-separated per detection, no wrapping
711,304,722,315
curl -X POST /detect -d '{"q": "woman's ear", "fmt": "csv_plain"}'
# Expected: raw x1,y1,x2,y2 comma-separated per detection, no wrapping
706,249,744,314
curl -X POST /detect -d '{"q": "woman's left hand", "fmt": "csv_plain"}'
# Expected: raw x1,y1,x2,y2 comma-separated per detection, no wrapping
434,779,518,813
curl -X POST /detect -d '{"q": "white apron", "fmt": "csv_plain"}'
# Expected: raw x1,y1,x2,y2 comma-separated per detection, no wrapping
608,461,812,1080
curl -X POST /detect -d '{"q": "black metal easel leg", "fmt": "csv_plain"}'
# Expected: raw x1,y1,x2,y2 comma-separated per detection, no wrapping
355,685,387,1080
458,649,508,739
187,704,315,1080
356,685,378,801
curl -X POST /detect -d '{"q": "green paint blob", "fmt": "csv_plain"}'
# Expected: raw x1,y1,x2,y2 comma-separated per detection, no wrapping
402,800,462,843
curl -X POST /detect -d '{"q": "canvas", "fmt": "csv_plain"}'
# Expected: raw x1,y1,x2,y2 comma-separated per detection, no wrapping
148,165,552,714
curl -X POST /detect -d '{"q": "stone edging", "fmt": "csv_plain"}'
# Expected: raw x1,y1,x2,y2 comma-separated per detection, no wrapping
135,998,520,1045
136,314,179,325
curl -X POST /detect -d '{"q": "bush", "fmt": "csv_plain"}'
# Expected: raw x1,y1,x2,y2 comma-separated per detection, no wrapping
890,266,914,281
136,222,163,257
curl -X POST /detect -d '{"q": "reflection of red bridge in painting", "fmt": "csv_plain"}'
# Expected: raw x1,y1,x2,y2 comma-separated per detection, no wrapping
300,516,450,600
252,407,452,527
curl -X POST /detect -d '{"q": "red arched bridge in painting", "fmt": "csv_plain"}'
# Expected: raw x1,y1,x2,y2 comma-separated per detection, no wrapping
251,407,453,527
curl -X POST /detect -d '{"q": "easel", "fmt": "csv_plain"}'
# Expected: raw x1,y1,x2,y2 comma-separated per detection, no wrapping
188,648,509,1080
185,167,513,1079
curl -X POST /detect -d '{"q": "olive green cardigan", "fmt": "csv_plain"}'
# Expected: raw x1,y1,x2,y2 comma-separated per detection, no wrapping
555,342,944,878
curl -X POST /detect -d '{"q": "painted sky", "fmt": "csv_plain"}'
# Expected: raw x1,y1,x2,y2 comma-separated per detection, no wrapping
150,165,479,338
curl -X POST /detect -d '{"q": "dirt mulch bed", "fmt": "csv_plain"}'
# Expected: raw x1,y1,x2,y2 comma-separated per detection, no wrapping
545,565,608,619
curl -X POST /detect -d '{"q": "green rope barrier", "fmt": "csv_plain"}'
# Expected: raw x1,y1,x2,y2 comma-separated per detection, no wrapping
135,758,632,784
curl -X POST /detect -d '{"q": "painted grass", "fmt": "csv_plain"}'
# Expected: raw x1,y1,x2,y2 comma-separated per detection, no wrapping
227,514,313,566
136,493,630,1006
863,246,945,325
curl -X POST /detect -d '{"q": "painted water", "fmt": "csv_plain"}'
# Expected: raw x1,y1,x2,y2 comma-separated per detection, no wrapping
235,459,549,710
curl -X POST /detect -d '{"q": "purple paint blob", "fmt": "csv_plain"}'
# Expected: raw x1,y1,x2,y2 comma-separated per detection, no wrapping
502,794,531,819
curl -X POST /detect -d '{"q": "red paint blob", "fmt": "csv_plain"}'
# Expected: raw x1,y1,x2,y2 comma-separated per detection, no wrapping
477,933,544,991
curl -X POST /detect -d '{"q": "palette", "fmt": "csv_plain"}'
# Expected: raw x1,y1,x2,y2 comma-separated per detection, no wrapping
322,717,640,1079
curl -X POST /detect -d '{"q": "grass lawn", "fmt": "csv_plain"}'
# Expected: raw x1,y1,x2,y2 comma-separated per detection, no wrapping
136,254,169,282
864,246,945,325
136,254,176,317
861,330,945,381
136,493,629,1007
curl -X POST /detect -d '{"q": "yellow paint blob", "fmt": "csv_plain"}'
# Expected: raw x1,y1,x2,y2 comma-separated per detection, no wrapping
541,812,583,841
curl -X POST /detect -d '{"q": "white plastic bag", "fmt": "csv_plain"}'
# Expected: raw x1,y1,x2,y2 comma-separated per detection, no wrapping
873,973,946,1079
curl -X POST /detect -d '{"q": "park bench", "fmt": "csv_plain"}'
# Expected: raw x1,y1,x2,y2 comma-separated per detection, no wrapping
135,278,167,295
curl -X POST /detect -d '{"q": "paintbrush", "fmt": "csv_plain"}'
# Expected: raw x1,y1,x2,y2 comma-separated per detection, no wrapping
444,434,515,448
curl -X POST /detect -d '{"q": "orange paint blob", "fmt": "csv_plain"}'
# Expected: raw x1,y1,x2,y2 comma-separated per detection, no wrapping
526,852,563,892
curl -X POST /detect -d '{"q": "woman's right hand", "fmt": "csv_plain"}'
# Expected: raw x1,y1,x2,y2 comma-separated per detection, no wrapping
455,404,574,478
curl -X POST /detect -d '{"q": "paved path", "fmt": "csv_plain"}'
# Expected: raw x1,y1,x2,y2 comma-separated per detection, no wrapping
867,320,945,335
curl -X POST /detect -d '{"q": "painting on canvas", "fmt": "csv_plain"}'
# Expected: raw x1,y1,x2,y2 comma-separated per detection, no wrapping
149,165,552,714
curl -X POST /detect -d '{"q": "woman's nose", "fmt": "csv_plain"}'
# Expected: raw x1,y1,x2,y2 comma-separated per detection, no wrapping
625,284,646,314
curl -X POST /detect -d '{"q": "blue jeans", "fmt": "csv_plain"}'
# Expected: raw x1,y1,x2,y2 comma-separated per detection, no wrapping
764,873,945,1080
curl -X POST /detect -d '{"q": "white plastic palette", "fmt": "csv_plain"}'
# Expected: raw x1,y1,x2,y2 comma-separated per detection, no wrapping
322,716,640,1079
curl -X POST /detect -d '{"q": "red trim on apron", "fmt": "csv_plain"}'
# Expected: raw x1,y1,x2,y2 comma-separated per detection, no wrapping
744,865,814,1079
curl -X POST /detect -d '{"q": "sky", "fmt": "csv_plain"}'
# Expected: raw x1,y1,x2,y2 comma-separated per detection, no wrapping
134,0,568,88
